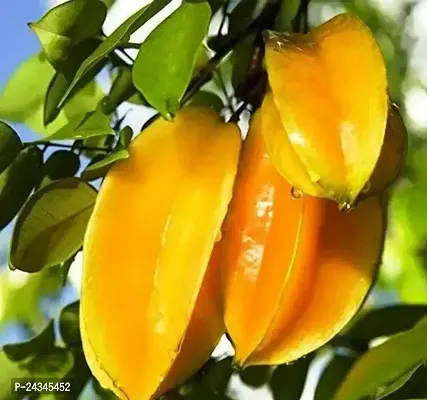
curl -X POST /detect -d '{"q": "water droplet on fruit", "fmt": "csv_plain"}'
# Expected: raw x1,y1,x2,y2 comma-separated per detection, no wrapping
215,231,222,242
362,180,371,193
338,202,353,213
290,187,303,200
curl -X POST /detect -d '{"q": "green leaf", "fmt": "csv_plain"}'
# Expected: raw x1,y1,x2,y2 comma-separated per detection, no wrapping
274,0,301,32
0,53,104,137
376,366,421,400
193,44,211,76
30,27,72,71
0,121,22,174
43,150,81,180
239,366,271,388
230,34,256,94
59,301,81,346
346,305,427,341
0,266,63,329
383,365,427,400
65,77,105,122
23,347,74,378
62,254,77,286
0,350,26,400
60,0,172,107
215,52,233,88
205,357,233,395
102,67,147,114
334,317,427,400
228,0,266,36
55,347,91,400
207,0,224,14
188,91,223,112
40,150,81,187
270,354,313,400
119,125,135,149
314,355,356,400
133,0,211,118
0,345,74,400
3,320,55,362
46,109,114,141
81,126,131,181
0,53,53,122
9,177,97,273
0,146,43,230
44,38,104,125
81,135,114,159
31,0,106,43
28,78,104,137
29,0,107,69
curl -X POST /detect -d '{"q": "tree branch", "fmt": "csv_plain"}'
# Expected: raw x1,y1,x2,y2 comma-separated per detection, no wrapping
181,0,281,105
27,141,111,153
292,0,310,34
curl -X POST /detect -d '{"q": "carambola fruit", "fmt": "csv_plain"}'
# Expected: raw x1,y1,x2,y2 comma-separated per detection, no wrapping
261,92,408,206
80,107,241,399
357,102,407,201
263,13,389,207
221,110,386,366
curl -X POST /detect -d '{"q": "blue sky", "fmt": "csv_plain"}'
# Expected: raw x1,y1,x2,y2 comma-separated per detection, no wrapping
0,1,46,144
0,2,44,90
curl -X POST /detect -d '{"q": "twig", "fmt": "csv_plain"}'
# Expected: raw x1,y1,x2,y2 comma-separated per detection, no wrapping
181,0,281,105
292,0,310,33
41,144,49,155
115,48,135,65
27,141,111,153
119,42,141,50
217,3,229,36
229,69,267,121
229,101,251,122
71,139,83,155
215,70,234,111
329,335,369,355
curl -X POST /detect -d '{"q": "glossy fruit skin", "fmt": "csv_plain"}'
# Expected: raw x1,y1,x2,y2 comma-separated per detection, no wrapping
261,93,408,205
263,13,389,206
81,107,241,399
357,102,408,202
221,110,386,366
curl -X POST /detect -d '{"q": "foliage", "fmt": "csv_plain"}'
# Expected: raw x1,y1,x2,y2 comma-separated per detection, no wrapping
0,0,426,399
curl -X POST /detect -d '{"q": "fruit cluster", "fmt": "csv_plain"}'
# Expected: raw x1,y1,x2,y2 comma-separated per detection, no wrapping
80,13,407,400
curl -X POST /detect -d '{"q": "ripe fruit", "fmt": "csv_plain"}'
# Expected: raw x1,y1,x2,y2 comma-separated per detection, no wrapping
261,93,408,205
81,108,241,399
221,110,386,366
357,102,407,201
263,13,388,207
